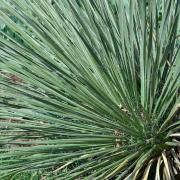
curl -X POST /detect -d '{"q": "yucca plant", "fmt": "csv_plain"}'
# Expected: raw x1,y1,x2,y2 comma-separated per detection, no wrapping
0,0,179,179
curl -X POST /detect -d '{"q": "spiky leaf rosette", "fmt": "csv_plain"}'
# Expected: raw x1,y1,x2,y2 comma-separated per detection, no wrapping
0,0,179,179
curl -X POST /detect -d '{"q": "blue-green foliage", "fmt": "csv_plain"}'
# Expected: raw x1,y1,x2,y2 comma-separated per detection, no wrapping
0,16,24,44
